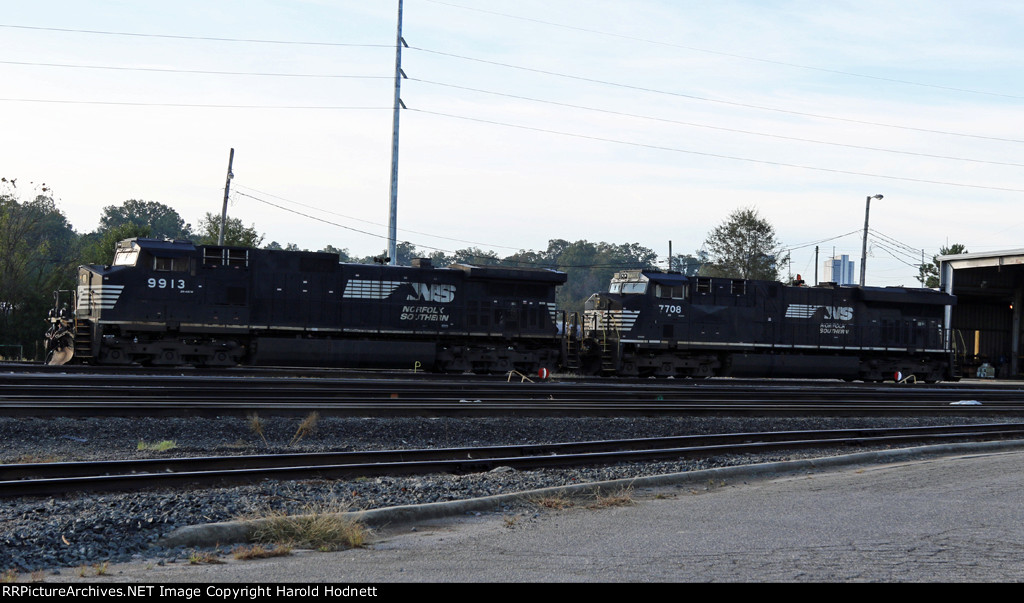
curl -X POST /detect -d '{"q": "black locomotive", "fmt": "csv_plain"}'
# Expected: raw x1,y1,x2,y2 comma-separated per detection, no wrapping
46,238,961,382
48,238,566,374
577,269,959,382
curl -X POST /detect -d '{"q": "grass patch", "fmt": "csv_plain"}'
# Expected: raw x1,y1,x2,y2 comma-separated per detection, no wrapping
1,569,17,583
588,487,635,509
249,505,369,552
137,440,177,452
188,551,224,565
290,412,320,446
530,493,575,510
247,413,269,446
232,544,293,560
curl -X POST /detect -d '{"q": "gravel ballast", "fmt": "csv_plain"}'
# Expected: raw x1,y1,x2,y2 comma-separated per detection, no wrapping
0,415,1009,575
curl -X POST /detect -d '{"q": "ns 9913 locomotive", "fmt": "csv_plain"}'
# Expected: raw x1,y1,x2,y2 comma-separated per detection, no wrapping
578,270,959,382
49,238,567,373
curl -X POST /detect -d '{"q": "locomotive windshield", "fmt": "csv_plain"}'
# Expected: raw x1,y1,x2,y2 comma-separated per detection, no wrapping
112,242,140,266
610,282,647,294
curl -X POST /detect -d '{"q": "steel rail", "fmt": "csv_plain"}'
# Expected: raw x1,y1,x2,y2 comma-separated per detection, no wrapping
4,423,1023,498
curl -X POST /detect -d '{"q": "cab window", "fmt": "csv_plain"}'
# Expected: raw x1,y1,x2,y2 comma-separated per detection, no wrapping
621,282,647,294
154,256,190,272
656,284,686,299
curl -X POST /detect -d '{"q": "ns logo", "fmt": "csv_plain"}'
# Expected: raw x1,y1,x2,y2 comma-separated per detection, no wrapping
824,306,854,321
407,283,456,303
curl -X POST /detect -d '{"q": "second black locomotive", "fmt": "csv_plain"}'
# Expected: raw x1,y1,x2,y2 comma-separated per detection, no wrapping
578,269,958,382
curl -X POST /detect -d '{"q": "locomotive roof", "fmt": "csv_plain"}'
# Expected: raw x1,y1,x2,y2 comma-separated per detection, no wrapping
613,270,688,285
855,285,956,305
119,238,197,256
448,263,567,283
643,271,688,286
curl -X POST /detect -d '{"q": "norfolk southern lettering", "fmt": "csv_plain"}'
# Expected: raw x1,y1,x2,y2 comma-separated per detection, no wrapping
407,282,455,303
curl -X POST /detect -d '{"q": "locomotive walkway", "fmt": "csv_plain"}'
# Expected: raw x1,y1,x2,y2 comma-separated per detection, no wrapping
52,439,1024,582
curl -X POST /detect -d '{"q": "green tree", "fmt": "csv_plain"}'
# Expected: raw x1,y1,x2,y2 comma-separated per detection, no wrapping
0,182,78,357
194,212,264,247
80,223,154,265
319,245,351,262
540,239,658,313
699,207,788,281
360,241,420,266
669,254,702,275
98,199,191,240
452,247,501,265
917,243,968,288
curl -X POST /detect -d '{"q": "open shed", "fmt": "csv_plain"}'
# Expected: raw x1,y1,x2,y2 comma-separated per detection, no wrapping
939,249,1024,378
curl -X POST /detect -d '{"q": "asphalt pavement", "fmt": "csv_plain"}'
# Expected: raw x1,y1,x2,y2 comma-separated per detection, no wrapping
42,440,1024,583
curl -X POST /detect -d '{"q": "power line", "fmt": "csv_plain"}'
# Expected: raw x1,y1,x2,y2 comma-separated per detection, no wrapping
870,238,924,269
422,0,1024,101
6,52,1018,167
0,59,390,79
410,46,1024,144
9,52,1017,167
408,108,1024,193
0,98,390,109
233,184,524,251
0,23,392,47
236,189,659,270
781,229,862,253
411,78,1024,168
233,190,454,255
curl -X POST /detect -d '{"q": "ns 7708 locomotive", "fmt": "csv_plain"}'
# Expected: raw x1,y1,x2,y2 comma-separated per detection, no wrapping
48,238,567,373
577,269,959,382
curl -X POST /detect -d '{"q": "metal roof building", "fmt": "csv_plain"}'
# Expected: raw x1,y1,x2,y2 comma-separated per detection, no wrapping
939,249,1024,378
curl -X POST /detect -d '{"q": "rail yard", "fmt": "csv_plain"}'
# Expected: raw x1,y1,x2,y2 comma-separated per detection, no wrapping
3,363,1024,575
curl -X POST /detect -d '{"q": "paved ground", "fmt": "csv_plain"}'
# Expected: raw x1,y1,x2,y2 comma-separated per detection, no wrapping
40,441,1024,583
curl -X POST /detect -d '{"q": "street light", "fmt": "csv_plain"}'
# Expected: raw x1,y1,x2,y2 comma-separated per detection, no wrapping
859,194,884,286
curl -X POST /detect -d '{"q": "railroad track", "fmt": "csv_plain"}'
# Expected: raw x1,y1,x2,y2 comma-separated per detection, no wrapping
3,370,1024,416
4,423,1023,498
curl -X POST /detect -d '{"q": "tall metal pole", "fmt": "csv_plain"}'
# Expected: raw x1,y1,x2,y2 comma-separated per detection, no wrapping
218,148,235,246
814,246,819,285
859,194,883,286
387,0,405,266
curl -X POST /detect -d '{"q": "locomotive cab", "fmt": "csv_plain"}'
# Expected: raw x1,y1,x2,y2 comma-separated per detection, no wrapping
582,269,697,376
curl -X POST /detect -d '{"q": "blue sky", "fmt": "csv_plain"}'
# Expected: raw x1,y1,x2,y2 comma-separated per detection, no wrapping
2,0,1022,286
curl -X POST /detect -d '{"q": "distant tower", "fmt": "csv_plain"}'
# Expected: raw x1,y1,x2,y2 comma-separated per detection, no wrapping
823,254,855,285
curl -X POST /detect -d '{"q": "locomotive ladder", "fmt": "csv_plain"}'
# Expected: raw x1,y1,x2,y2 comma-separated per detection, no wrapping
599,310,618,374
73,320,94,361
563,311,582,372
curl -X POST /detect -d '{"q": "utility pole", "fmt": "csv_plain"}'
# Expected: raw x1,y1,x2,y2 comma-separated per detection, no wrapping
387,0,407,266
860,194,884,286
218,148,235,246
814,246,819,285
